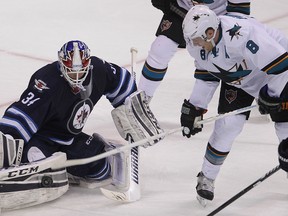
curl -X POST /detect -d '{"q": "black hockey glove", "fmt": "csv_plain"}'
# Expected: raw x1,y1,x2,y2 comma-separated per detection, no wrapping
278,138,288,172
257,85,282,115
180,99,207,138
151,0,175,14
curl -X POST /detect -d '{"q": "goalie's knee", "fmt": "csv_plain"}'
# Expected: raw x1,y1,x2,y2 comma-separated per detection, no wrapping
0,166,68,210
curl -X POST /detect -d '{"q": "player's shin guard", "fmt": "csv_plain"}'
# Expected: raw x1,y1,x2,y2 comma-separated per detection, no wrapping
0,152,69,210
0,132,24,169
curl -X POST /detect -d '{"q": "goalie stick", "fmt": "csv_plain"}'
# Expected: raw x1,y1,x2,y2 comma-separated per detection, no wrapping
100,47,141,202
0,104,257,180
207,165,280,216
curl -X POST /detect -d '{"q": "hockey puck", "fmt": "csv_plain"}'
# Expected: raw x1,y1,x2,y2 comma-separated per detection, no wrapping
41,176,53,187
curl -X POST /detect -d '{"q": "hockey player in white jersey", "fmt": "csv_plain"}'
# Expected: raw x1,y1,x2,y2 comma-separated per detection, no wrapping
139,0,253,205
182,4,288,203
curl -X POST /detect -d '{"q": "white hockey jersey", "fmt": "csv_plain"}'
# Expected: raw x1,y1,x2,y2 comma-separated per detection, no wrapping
187,15,288,109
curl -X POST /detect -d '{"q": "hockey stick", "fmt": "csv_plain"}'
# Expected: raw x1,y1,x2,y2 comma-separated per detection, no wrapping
100,47,141,202
196,104,257,125
52,104,257,168
207,165,281,216
130,47,138,80
0,104,257,180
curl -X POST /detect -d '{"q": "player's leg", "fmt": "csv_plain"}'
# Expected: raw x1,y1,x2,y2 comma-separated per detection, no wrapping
1,137,68,210
270,83,288,172
138,12,185,99
60,132,112,188
197,82,254,203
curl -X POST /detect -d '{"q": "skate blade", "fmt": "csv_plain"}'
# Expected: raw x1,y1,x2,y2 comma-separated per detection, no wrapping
197,195,208,207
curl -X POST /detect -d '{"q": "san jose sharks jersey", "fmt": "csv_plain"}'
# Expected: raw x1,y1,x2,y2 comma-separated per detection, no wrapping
177,0,250,16
187,15,288,108
0,56,136,145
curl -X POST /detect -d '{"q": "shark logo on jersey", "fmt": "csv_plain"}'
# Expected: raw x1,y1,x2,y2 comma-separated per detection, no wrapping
210,62,252,85
68,99,93,134
226,24,242,41
34,79,50,92
193,15,200,21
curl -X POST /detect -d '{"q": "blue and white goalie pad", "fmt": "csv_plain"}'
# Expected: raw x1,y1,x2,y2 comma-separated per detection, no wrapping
0,152,69,210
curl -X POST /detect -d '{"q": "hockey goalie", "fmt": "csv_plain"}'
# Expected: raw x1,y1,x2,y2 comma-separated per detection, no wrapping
0,40,163,210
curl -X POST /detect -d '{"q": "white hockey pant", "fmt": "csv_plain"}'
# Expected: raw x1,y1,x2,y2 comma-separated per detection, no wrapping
202,114,247,180
138,35,178,97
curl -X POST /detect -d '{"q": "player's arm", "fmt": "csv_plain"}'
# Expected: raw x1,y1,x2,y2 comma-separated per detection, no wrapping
242,27,288,114
181,78,219,138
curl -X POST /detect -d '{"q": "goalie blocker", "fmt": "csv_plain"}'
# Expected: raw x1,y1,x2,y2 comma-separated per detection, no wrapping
111,90,163,146
100,90,164,202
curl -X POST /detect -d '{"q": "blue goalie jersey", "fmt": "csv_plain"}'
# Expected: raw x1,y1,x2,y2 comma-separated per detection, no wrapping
0,56,136,145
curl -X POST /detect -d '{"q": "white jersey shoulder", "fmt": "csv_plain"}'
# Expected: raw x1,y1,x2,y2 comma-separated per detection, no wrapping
187,14,288,97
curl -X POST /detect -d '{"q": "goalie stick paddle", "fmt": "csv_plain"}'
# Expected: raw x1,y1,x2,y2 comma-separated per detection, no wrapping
207,165,281,216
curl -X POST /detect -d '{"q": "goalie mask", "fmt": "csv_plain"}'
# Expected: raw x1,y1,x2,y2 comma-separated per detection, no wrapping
58,40,91,91
182,5,220,45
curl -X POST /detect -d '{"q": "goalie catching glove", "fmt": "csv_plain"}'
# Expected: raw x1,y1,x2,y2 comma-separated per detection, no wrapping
112,91,164,147
0,131,24,169
180,99,207,138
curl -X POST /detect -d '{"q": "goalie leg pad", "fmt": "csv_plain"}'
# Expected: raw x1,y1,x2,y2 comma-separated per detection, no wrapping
0,152,69,210
0,132,24,169
112,91,163,147
100,142,141,202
